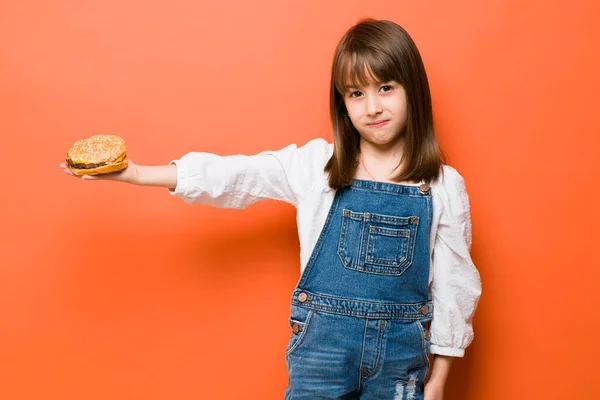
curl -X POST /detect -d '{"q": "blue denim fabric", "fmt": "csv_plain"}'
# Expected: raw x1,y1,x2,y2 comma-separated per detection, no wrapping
285,180,433,399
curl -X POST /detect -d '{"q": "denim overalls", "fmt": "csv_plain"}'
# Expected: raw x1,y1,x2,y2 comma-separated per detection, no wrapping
285,179,433,400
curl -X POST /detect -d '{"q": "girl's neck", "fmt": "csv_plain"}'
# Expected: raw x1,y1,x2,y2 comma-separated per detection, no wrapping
357,138,402,179
355,137,418,184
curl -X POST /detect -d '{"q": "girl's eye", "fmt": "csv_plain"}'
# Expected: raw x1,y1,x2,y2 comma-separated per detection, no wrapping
349,91,362,98
380,85,393,92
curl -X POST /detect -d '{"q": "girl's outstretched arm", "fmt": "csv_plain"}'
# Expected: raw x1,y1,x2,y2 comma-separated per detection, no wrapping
60,138,332,210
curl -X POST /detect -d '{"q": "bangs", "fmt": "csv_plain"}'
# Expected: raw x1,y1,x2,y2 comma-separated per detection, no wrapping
334,49,399,94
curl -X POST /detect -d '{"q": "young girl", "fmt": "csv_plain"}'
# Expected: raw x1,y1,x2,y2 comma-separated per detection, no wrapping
60,18,481,400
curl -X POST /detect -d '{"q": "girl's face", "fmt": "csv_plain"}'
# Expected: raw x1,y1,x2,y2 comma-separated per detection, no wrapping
343,79,408,148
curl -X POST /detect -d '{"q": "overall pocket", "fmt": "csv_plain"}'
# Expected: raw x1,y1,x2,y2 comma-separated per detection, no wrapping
285,305,314,357
337,209,419,276
414,319,432,368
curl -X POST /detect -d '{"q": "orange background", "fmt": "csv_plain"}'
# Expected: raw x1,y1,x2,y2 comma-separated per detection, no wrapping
1,0,599,398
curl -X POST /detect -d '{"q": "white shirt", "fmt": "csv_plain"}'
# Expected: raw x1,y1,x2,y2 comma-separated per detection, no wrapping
169,138,482,357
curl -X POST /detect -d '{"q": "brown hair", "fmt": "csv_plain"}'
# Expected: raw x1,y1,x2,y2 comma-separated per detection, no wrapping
324,19,445,189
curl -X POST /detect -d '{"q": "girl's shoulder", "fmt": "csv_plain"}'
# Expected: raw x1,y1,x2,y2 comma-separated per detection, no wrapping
292,137,333,175
302,138,334,188
298,137,333,158
259,137,332,167
264,137,333,194
431,164,471,222
432,164,466,190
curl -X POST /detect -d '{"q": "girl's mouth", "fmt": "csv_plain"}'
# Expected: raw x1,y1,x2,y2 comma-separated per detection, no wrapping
369,120,389,128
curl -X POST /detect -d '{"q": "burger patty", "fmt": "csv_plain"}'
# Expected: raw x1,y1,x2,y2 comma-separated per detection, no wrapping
67,153,126,169
66,159,109,169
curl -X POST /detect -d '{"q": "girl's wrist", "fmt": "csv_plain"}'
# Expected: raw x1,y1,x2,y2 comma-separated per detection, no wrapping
130,164,178,188
428,355,453,386
129,163,140,185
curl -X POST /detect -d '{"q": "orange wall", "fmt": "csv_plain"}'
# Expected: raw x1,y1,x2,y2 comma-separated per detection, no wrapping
1,1,599,398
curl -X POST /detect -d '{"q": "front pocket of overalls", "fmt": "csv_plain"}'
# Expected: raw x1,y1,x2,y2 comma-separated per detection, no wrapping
337,209,419,276
414,319,431,368
285,305,314,357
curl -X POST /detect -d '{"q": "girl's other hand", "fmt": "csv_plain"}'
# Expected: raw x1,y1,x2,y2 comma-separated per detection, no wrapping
59,159,138,184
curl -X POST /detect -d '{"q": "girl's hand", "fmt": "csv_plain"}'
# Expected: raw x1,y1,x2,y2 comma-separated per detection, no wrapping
59,159,138,184
424,380,444,400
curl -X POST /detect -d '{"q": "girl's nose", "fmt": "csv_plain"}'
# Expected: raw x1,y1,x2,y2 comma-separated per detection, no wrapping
366,94,383,116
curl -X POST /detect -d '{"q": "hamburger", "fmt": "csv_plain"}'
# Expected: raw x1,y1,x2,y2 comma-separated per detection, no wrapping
66,134,128,176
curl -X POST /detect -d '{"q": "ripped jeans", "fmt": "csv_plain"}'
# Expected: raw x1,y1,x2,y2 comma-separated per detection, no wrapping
284,303,431,399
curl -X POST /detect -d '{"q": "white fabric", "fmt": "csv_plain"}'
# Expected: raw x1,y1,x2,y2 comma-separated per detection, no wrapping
168,138,482,357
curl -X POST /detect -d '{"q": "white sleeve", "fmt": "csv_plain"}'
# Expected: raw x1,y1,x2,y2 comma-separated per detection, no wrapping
167,138,331,209
429,166,482,357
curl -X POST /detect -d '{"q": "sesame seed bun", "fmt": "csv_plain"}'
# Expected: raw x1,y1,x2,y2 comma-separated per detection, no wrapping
66,135,128,176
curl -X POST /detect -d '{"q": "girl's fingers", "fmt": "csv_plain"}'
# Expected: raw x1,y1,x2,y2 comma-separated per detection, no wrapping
60,163,94,179
60,162,110,180
60,163,72,175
